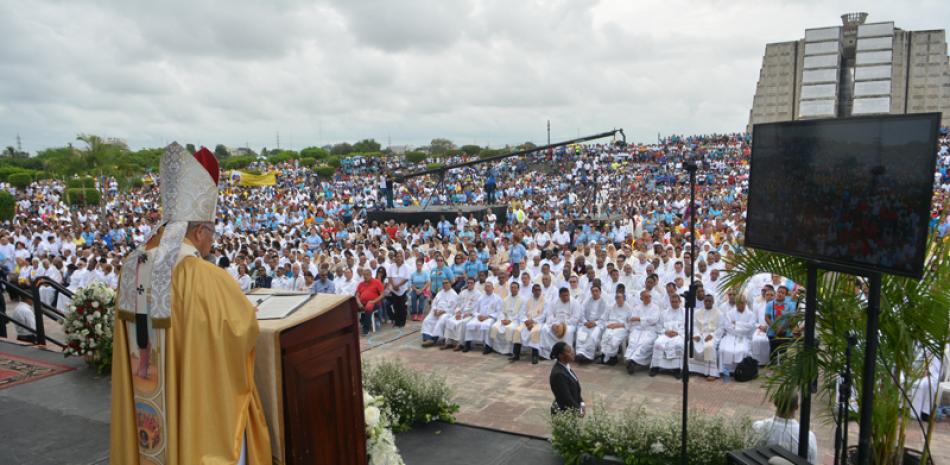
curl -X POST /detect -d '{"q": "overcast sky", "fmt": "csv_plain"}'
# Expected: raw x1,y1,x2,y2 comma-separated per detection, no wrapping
1,0,947,153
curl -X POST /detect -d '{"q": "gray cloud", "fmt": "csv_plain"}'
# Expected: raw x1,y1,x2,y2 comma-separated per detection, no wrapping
0,0,947,153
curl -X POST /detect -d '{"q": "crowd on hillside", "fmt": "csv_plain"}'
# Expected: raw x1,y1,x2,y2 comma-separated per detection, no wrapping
1,130,949,384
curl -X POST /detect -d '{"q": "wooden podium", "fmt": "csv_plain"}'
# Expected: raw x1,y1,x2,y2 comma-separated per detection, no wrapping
252,292,366,465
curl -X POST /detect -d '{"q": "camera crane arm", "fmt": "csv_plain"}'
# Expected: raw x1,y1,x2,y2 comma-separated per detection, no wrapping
393,128,626,183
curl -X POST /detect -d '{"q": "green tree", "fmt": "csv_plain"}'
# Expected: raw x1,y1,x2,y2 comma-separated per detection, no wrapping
326,156,342,169
405,151,427,164
331,142,353,156
0,190,14,221
353,139,381,153
214,144,230,160
300,146,330,159
460,144,482,156
7,172,32,189
429,138,455,155
185,143,196,154
314,166,336,178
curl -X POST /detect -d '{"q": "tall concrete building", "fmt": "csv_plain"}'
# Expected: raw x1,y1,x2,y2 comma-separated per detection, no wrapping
748,13,950,130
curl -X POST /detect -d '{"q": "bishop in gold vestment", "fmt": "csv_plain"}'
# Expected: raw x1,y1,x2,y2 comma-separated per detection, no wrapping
110,144,271,465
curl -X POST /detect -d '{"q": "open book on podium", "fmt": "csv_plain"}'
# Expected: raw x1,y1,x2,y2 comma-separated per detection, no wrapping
249,289,367,465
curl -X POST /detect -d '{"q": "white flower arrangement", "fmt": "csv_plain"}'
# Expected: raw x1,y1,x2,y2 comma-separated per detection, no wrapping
363,389,405,465
63,282,116,375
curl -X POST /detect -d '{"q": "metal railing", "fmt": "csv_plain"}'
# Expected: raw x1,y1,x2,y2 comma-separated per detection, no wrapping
0,276,70,348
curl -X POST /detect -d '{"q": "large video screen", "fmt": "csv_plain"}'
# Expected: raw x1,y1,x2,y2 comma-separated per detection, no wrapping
745,113,940,279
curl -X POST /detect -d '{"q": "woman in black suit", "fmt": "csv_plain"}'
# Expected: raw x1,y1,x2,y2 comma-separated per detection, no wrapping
549,341,585,416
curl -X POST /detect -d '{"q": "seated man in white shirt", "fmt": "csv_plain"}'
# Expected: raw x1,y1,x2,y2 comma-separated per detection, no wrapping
752,393,818,464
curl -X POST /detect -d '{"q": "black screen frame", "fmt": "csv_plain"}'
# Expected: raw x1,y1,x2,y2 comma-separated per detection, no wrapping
745,113,941,280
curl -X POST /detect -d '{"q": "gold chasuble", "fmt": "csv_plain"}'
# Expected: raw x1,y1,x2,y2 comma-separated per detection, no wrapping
110,143,270,465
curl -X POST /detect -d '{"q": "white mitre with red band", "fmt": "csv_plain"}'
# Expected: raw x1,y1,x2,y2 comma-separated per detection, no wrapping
160,142,219,223
118,142,220,323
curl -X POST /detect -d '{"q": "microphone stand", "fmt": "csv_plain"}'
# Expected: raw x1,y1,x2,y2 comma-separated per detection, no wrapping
834,331,858,465
680,160,698,465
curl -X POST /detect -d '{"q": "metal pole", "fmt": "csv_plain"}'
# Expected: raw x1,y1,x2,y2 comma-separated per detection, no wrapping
681,161,697,465
799,262,818,459
857,273,881,465
0,286,7,338
31,280,46,345
547,120,551,145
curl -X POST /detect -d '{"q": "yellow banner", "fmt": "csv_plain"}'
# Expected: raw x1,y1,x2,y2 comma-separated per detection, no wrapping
234,170,277,187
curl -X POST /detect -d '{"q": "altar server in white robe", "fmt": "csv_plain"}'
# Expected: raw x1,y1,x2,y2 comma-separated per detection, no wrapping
650,293,686,377
909,351,944,420
464,282,502,353
574,285,607,362
540,287,582,360
511,283,546,364
625,289,661,374
422,280,458,347
443,277,481,351
718,295,757,373
751,286,775,365
689,294,723,379
598,287,632,365
489,281,525,356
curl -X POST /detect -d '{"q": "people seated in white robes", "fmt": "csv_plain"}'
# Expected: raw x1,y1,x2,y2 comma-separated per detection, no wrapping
718,294,757,373
422,280,457,347
574,285,607,362
650,293,686,377
540,287,581,360
443,278,482,350
598,287,631,365
489,281,525,356
510,283,546,364
689,293,722,379
463,282,501,353
625,289,661,374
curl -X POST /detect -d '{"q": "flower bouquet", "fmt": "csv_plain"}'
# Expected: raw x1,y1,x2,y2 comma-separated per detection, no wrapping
364,390,405,465
63,282,116,375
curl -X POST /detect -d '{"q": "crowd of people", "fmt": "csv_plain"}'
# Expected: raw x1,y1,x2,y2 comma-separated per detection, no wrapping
2,129,949,381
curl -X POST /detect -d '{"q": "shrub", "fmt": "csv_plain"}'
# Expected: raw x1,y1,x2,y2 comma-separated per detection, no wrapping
314,166,336,178
300,146,330,160
550,404,755,465
326,156,342,169
362,359,459,432
7,172,32,189
426,162,444,171
299,158,316,168
129,178,145,189
268,150,297,164
220,155,256,170
67,177,96,189
0,190,14,221
0,166,26,182
405,151,427,164
65,188,101,206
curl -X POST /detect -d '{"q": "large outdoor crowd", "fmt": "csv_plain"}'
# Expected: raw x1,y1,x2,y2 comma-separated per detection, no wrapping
2,130,949,385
